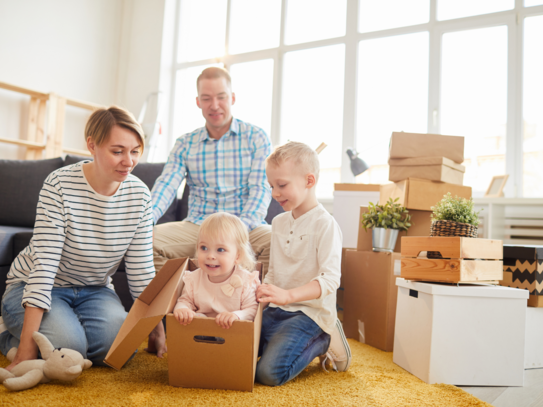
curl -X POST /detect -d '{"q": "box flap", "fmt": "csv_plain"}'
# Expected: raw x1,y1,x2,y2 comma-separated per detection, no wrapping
504,245,543,261
388,157,465,172
104,257,190,370
389,132,464,163
334,183,381,192
396,278,529,299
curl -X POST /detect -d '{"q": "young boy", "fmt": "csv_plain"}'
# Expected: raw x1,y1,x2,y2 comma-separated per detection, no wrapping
255,141,351,387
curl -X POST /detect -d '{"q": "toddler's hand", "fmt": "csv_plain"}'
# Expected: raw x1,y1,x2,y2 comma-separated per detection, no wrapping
215,312,239,329
256,283,291,306
174,308,195,325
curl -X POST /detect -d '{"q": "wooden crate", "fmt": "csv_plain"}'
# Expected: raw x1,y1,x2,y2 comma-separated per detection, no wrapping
401,236,503,283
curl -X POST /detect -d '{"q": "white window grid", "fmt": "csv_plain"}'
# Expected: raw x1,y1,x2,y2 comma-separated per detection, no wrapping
167,0,543,197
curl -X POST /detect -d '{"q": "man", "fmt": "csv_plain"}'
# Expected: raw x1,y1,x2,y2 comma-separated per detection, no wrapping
151,67,272,275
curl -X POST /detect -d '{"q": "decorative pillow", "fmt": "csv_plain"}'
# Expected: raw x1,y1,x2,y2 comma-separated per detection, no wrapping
0,157,64,227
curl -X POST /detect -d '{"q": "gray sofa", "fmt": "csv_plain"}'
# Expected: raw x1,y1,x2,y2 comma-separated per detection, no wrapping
0,156,282,312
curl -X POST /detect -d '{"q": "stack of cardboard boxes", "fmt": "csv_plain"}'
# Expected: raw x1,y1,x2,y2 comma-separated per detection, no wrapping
341,132,472,352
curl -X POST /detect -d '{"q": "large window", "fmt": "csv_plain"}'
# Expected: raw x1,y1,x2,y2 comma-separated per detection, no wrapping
170,0,543,198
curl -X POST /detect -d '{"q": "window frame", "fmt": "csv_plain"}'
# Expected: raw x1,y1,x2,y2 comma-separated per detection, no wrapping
168,0,543,198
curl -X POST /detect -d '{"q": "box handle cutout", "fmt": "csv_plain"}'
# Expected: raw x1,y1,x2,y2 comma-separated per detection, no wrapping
416,250,444,259
193,335,225,344
409,289,418,298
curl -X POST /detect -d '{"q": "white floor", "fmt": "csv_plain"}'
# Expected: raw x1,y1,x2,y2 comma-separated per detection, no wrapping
459,369,543,407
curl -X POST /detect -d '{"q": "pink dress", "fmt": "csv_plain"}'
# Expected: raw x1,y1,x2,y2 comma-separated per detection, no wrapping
174,265,260,321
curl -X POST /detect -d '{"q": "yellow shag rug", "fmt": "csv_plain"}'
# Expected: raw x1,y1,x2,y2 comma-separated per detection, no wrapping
0,339,490,407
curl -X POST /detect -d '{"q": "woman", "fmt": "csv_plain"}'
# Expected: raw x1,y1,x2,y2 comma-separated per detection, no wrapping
0,106,165,369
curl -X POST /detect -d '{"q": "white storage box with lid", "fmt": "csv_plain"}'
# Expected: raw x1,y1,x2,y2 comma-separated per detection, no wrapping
525,307,543,369
332,183,380,248
393,278,528,386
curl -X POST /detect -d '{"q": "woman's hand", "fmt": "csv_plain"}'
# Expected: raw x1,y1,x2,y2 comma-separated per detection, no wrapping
256,284,291,306
6,306,44,371
6,341,38,371
145,320,167,358
174,308,195,325
215,312,239,329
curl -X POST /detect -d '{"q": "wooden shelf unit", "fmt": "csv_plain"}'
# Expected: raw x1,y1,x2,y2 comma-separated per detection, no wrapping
0,81,103,159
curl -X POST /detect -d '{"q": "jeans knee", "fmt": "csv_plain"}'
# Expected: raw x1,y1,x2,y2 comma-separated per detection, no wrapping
255,363,286,387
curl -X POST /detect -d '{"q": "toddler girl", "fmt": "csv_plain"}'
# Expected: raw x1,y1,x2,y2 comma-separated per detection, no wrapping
173,212,260,329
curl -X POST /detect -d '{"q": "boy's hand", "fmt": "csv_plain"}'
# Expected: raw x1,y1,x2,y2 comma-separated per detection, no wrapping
174,308,195,325
215,312,239,329
256,284,291,306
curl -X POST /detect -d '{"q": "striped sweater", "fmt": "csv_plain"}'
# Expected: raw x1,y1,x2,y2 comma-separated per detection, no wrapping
7,162,156,311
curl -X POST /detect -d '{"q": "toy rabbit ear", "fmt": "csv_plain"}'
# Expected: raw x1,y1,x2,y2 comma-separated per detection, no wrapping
32,332,54,360
83,360,92,369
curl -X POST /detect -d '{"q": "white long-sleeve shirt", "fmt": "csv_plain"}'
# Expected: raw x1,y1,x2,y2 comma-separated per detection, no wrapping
263,204,342,334
7,161,156,311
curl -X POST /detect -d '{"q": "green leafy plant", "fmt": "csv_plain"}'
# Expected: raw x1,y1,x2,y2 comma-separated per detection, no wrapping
361,198,411,231
431,193,481,226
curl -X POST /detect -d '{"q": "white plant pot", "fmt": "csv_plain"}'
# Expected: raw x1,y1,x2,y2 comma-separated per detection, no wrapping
372,228,399,252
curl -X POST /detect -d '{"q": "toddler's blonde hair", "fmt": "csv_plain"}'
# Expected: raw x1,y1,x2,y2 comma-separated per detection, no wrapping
197,212,256,271
266,141,320,181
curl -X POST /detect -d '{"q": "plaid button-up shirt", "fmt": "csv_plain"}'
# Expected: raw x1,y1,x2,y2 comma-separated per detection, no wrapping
151,118,272,231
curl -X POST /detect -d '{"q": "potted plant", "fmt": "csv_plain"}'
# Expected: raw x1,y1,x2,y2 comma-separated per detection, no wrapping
430,193,481,238
361,198,411,252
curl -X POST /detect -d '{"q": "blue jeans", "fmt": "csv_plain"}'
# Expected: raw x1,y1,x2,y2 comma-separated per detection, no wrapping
0,282,127,366
256,307,331,386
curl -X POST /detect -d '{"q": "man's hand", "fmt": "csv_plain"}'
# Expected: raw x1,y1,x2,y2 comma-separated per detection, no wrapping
174,308,195,325
145,320,167,358
256,284,292,306
215,312,239,329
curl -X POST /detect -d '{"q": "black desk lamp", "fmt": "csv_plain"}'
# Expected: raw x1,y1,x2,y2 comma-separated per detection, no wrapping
346,148,369,177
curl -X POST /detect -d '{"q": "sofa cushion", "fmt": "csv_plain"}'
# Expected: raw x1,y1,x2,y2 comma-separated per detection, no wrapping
0,157,64,227
0,226,33,266
63,155,178,224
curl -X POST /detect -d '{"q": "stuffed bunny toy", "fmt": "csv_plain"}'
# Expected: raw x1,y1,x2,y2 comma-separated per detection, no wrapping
0,331,92,391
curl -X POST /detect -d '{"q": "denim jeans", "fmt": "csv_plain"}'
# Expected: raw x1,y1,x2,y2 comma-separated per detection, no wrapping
256,307,331,386
0,282,127,366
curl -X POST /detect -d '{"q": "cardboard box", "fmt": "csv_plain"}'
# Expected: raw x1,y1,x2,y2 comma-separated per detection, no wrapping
393,278,528,386
333,183,380,248
501,245,543,307
336,247,351,323
343,250,402,352
166,305,262,392
379,178,472,211
357,206,433,253
388,157,465,185
525,307,543,369
401,236,503,284
105,258,263,392
389,132,465,163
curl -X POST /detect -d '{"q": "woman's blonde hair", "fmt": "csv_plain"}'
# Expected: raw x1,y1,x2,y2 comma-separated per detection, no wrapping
197,212,256,271
85,106,145,152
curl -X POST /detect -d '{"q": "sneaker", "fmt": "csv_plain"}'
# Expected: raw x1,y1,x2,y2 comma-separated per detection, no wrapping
320,319,352,372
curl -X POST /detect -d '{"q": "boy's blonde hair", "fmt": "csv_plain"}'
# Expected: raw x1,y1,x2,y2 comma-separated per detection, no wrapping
266,141,320,180
197,212,256,271
85,106,145,152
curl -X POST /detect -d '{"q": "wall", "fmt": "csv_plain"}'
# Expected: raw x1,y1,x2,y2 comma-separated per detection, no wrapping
0,0,172,161
115,0,175,162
